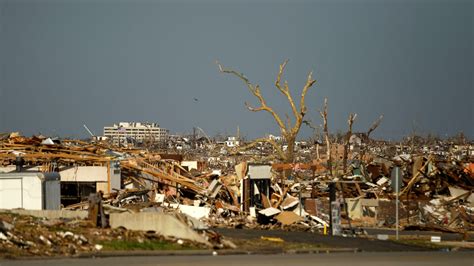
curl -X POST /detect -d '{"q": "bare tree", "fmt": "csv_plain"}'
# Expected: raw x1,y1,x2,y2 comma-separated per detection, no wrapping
303,119,321,159
359,114,384,161
217,60,316,163
319,98,332,175
343,113,357,173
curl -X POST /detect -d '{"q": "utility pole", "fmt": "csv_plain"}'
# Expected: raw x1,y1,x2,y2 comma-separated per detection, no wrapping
193,127,196,149
391,166,402,241
395,166,400,240
329,182,336,235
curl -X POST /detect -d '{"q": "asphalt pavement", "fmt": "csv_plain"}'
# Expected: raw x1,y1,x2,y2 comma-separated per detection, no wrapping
363,228,473,241
1,252,473,266
213,228,430,252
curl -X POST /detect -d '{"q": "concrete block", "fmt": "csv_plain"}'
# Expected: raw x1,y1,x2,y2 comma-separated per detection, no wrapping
109,212,211,246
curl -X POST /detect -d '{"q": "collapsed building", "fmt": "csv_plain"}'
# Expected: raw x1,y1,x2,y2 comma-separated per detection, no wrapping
0,132,473,242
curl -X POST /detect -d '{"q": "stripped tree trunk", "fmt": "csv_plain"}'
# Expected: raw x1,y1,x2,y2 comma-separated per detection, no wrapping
217,60,316,164
343,113,357,174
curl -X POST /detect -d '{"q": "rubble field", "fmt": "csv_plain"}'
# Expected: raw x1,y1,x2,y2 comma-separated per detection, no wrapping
0,212,218,258
1,132,473,257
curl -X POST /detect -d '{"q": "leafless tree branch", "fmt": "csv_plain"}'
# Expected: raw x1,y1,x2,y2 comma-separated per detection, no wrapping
217,60,316,163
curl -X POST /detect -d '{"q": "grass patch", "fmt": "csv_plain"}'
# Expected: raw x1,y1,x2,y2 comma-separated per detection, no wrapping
284,242,328,250
230,238,328,251
393,239,452,250
99,240,195,251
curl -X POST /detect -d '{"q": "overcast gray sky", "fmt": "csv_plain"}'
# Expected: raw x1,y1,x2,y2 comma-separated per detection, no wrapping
0,0,472,140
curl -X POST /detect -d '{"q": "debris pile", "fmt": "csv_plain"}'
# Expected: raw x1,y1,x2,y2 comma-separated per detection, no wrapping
1,132,473,252
0,211,234,258
0,213,102,257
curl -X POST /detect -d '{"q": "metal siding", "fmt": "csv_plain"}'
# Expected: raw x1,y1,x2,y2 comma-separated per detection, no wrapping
44,179,61,210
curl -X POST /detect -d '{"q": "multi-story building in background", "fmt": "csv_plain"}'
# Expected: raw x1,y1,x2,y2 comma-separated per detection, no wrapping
103,122,169,147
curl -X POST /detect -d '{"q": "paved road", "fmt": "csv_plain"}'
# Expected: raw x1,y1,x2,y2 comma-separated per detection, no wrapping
1,252,473,266
214,228,430,252
363,228,474,241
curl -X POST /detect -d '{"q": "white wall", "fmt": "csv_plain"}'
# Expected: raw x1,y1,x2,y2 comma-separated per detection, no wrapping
0,178,23,209
60,166,108,182
0,175,43,209
22,175,43,209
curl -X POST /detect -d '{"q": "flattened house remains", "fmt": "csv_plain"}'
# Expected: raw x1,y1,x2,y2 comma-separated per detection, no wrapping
0,131,473,256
